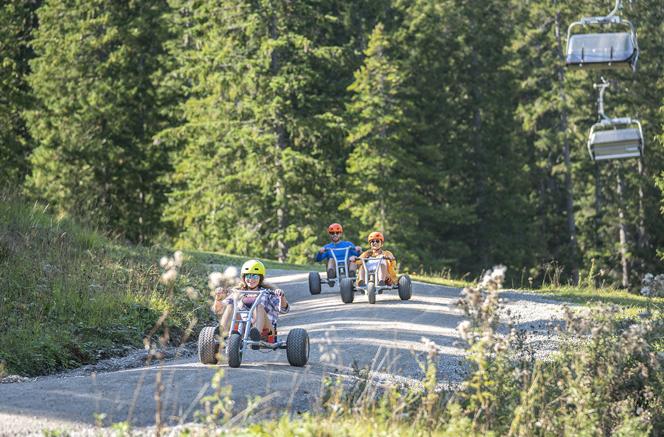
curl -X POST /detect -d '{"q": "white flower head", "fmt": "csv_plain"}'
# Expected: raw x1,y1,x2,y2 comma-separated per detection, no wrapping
185,286,198,300
160,268,177,285
173,251,184,267
457,320,472,338
224,266,239,280
491,265,507,283
159,256,169,268
208,272,224,290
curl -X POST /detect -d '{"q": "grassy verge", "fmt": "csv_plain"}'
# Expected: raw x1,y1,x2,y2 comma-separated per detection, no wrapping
0,195,315,376
411,273,473,289
534,284,663,312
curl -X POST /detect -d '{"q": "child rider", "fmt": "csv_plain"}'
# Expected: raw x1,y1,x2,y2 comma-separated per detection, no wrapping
357,231,397,287
212,259,289,349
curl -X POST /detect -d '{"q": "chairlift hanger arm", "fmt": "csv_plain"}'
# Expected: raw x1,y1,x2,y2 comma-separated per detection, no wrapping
582,0,623,23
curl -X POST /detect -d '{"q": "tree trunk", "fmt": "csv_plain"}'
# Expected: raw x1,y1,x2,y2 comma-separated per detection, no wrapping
616,166,629,288
593,163,603,251
270,8,288,263
470,49,488,268
636,158,647,250
554,7,579,284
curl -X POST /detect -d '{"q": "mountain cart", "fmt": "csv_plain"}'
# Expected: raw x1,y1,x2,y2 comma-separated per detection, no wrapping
339,256,412,304
308,247,354,294
198,288,309,368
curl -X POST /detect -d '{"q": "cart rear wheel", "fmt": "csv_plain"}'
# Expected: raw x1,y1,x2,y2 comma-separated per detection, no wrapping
286,328,310,367
340,278,354,304
308,272,322,295
197,326,218,364
227,333,243,368
398,274,412,300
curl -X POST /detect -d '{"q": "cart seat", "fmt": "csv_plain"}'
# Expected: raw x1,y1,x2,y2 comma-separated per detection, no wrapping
566,32,636,70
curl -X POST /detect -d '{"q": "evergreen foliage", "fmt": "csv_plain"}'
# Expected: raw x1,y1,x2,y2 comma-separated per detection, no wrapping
344,22,424,265
161,1,351,263
0,0,661,285
0,1,39,186
25,0,171,242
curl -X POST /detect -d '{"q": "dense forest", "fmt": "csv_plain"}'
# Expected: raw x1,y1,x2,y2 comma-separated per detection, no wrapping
1,0,662,287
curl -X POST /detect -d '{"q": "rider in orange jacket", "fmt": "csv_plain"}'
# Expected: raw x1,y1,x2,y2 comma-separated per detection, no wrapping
357,231,397,286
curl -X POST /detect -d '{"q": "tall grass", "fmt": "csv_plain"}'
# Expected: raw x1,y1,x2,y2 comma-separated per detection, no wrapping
0,194,214,376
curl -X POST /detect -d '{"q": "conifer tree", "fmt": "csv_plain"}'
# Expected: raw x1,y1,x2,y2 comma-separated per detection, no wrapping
161,1,350,263
343,22,428,266
26,1,171,242
0,1,40,187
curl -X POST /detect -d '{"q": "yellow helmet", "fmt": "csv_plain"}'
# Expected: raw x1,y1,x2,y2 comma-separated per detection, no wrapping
241,259,266,276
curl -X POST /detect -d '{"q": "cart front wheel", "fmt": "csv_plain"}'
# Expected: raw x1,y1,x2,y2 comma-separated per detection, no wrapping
197,326,219,364
398,274,412,300
227,333,243,368
308,272,322,295
286,328,310,367
340,278,355,304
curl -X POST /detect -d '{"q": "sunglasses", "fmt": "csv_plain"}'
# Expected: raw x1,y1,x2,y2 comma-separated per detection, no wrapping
244,274,261,281
329,232,341,236
370,240,382,244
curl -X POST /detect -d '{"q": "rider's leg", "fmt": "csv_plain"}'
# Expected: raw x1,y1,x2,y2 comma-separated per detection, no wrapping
357,265,366,286
349,260,357,275
249,305,270,349
219,304,234,337
253,305,271,335
326,258,337,279
376,263,388,286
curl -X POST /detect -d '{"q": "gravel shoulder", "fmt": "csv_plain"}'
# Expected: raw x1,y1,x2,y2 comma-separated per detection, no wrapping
0,270,570,435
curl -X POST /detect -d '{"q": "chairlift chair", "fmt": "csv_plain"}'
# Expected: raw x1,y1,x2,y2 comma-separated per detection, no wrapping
588,118,643,161
566,0,639,71
587,80,644,161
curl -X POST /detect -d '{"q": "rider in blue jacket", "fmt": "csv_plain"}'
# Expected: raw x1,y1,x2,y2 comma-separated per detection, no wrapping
316,223,362,285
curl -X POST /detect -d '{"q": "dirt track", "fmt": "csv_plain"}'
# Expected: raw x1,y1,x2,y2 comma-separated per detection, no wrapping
0,270,566,435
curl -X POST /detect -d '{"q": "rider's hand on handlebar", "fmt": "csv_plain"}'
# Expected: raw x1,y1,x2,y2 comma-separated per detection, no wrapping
214,287,228,300
318,247,326,254
355,246,362,253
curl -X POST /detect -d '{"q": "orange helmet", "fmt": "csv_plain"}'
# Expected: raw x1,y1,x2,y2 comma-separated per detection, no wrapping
328,223,343,234
367,231,384,242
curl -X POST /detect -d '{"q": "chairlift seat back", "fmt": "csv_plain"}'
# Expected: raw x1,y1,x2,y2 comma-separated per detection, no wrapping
588,127,643,161
566,32,636,70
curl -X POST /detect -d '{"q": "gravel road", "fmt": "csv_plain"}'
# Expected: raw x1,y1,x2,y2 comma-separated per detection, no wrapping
0,270,568,435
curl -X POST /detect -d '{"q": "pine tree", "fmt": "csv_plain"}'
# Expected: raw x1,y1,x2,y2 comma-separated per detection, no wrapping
343,22,429,266
0,1,40,187
25,0,171,242
161,1,351,263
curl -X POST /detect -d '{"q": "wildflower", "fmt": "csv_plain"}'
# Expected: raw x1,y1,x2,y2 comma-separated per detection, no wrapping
160,268,177,285
208,272,225,290
173,250,184,267
457,320,472,339
420,336,440,356
185,286,198,300
224,266,239,279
